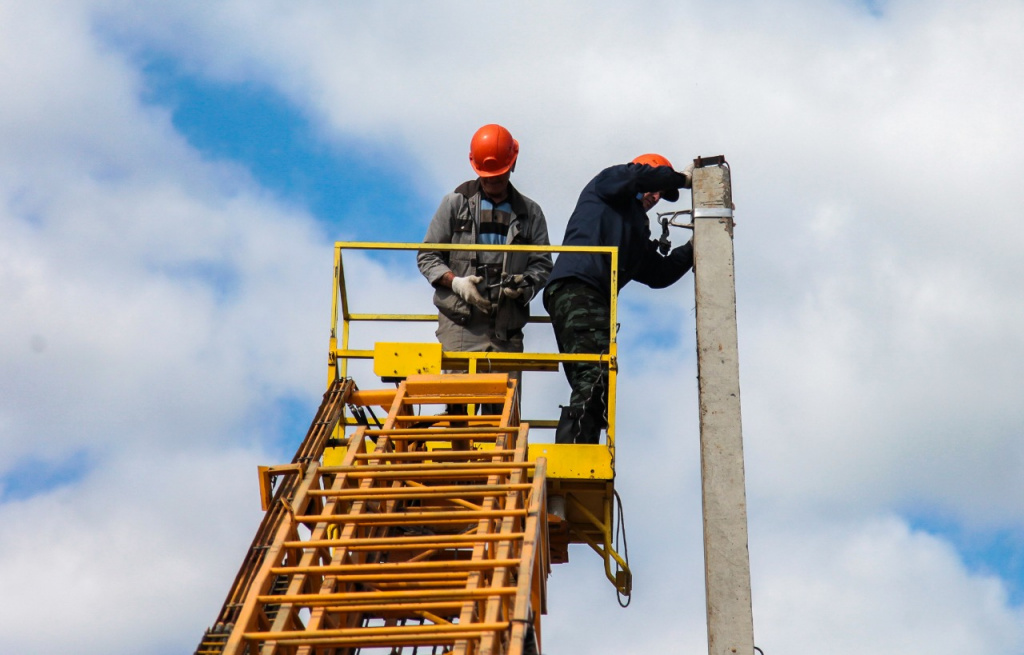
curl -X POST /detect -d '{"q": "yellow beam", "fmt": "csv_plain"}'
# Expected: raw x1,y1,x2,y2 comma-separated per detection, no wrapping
528,444,613,480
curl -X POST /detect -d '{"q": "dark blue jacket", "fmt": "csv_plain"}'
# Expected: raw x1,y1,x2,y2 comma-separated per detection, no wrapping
546,163,694,300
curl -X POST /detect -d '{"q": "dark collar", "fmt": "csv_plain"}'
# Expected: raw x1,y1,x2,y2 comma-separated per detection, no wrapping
454,179,528,215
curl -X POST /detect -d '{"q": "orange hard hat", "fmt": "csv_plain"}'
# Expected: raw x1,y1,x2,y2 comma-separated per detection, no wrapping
469,124,519,177
632,153,680,202
632,153,673,169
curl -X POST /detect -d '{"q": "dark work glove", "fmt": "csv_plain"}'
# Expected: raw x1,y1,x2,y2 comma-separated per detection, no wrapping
669,240,694,268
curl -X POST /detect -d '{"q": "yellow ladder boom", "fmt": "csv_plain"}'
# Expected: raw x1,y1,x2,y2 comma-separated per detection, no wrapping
196,373,549,655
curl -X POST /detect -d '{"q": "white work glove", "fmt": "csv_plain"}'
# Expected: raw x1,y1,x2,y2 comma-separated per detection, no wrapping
451,275,492,313
500,274,530,301
680,162,695,189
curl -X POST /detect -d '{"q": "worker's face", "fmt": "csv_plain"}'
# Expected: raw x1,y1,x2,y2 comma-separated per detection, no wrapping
641,191,661,212
480,172,511,203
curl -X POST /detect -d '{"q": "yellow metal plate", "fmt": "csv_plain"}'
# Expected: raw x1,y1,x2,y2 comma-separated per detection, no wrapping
404,373,509,395
373,342,442,378
528,443,613,480
323,445,347,467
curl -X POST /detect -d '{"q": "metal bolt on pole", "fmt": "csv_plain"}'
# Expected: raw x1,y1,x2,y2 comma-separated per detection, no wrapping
691,157,755,655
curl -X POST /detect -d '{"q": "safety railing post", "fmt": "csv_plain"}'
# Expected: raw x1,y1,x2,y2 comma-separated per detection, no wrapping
691,157,755,655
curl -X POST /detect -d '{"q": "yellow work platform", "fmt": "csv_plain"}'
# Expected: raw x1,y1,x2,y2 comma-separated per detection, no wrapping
325,374,629,595
323,242,632,596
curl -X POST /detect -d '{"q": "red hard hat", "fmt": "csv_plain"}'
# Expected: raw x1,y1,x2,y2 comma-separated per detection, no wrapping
469,124,519,177
632,153,673,169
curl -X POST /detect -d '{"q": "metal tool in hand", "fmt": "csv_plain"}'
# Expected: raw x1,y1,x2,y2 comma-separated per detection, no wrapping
656,209,694,255
487,272,529,291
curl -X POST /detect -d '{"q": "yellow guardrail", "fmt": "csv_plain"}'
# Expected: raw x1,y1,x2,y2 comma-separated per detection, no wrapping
329,241,621,456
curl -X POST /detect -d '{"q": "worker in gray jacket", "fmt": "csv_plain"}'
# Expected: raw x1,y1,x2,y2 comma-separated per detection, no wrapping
417,124,552,362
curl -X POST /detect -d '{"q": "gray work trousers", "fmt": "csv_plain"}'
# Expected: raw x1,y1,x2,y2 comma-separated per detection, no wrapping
437,312,523,416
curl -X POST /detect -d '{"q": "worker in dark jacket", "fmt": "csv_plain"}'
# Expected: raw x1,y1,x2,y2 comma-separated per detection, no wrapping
544,154,694,444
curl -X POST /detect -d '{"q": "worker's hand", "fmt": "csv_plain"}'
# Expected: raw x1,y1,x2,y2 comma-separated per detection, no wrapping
451,275,492,313
501,286,525,300
669,240,694,265
680,162,695,189
500,274,529,301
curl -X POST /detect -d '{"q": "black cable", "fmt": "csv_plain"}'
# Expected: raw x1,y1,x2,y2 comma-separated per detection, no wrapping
614,488,631,607
348,404,369,426
364,404,383,428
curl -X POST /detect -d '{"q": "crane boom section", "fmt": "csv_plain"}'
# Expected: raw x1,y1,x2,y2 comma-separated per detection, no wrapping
197,374,548,655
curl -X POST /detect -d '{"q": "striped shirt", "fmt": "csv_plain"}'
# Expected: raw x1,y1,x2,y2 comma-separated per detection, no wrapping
477,198,512,266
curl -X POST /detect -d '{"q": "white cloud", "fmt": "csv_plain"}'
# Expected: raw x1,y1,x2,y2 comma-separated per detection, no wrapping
0,447,267,654
752,516,1024,654
2,0,1024,653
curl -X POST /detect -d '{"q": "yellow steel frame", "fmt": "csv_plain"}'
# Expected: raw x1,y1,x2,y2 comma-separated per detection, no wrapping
327,242,632,596
329,241,620,454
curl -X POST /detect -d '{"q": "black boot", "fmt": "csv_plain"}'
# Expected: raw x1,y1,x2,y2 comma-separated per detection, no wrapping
577,409,603,445
478,403,503,417
555,406,584,444
444,404,468,430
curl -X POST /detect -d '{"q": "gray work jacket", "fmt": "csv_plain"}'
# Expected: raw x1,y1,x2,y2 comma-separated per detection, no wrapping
417,180,552,342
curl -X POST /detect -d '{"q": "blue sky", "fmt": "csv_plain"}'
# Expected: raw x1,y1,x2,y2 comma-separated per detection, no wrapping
1,3,1023,654
908,513,1024,605
0,450,93,502
140,55,433,244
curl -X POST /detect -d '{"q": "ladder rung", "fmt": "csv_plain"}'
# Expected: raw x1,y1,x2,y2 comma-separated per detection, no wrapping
367,436,505,444
295,508,525,525
323,461,531,473
309,483,531,497
310,573,472,584
323,578,471,589
252,622,507,650
320,471,526,484
352,449,518,460
270,558,521,575
258,587,517,606
260,600,467,617
307,541,499,552
304,492,514,506
364,427,518,436
401,395,507,404
283,533,524,549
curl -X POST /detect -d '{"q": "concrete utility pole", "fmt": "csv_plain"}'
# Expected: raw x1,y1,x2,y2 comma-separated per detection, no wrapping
691,157,755,655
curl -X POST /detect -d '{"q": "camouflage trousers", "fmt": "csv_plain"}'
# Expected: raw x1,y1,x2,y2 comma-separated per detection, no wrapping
543,279,609,428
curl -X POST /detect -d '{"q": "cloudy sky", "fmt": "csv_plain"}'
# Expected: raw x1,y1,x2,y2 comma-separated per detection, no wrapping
2,1,1023,653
